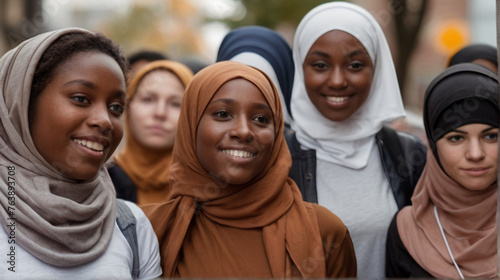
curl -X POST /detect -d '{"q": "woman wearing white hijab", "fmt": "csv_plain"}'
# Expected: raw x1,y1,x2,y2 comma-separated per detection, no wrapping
286,2,427,278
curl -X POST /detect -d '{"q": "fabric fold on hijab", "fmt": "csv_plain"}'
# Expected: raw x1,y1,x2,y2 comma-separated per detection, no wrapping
115,60,193,204
216,25,295,127
0,28,115,266
142,61,326,278
290,2,405,169
397,63,498,278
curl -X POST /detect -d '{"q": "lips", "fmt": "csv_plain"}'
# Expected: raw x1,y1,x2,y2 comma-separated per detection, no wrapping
462,167,490,176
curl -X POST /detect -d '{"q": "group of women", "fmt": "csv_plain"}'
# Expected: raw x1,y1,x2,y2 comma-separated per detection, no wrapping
0,1,498,279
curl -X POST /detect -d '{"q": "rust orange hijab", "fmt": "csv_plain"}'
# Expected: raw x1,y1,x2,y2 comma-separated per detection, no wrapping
114,60,193,204
142,61,329,278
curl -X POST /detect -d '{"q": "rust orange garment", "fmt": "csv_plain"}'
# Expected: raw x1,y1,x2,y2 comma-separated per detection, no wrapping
142,61,356,278
115,60,193,205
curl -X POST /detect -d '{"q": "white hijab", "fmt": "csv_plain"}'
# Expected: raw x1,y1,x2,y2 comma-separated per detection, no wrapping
291,1,405,169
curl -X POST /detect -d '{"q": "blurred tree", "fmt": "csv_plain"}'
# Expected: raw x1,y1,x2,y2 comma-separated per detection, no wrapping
392,0,428,103
217,0,428,102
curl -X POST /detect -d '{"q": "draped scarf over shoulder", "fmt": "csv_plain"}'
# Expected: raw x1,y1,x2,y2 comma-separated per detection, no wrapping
216,25,295,127
290,2,405,169
115,60,193,204
143,61,326,278
0,28,116,266
397,64,498,278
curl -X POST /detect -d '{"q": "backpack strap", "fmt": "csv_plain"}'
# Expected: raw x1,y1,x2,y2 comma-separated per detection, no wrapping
116,199,140,279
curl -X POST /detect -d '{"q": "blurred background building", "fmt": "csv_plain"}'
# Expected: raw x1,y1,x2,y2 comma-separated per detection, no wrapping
0,0,496,127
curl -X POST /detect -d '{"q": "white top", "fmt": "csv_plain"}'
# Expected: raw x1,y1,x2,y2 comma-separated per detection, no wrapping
316,144,398,279
0,201,162,279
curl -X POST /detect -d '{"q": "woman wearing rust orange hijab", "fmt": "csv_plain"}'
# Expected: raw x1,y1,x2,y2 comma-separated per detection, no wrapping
142,61,356,278
110,60,193,204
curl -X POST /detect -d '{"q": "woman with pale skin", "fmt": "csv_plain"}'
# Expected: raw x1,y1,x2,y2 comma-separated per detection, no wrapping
109,60,193,204
286,2,427,278
386,63,499,278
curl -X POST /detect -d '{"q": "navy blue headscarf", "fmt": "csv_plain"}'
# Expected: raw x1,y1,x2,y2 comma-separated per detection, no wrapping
216,26,294,126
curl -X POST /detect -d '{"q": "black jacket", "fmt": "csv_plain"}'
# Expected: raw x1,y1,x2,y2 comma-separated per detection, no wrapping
108,164,138,203
285,126,427,209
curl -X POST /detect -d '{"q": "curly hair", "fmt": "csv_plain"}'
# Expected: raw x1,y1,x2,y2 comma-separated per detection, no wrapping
29,31,129,123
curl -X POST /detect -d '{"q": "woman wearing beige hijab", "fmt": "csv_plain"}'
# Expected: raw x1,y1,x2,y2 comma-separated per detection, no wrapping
0,28,161,278
142,61,356,278
110,60,193,205
386,63,498,278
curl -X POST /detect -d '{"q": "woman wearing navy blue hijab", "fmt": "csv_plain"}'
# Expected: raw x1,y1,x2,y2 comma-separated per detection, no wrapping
216,25,294,129
448,44,497,73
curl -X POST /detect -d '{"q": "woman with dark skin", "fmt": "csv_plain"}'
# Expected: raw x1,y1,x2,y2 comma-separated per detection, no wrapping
142,61,357,278
287,2,426,278
0,28,161,278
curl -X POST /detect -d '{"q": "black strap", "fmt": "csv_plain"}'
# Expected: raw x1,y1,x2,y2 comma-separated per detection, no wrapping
380,126,416,207
116,199,140,279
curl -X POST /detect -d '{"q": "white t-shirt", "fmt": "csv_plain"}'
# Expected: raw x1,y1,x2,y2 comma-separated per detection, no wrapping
316,143,398,280
0,200,162,279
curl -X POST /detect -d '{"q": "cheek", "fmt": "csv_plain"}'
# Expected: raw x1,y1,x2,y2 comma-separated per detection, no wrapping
167,108,182,126
112,118,124,145
303,69,323,90
257,129,276,154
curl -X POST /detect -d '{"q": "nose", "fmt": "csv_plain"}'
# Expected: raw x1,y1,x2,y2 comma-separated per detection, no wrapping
229,116,254,143
153,100,167,120
327,66,347,89
88,104,113,133
466,139,486,161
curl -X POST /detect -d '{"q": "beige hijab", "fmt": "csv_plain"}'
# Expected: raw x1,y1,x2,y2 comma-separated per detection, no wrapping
397,64,498,277
0,28,116,266
143,61,328,278
115,60,193,204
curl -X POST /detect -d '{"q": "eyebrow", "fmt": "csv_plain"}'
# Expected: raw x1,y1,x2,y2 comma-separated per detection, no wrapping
64,79,97,90
450,126,497,134
210,98,272,111
65,79,126,100
308,49,369,59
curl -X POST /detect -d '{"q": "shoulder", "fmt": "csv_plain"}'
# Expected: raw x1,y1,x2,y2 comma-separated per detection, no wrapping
308,203,349,240
378,126,427,153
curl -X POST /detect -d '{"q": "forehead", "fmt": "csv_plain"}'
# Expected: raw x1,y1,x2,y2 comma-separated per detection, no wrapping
213,78,269,104
309,30,368,55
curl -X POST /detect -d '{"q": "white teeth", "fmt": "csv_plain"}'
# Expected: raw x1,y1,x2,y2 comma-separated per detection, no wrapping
73,139,104,151
222,149,254,158
326,96,349,103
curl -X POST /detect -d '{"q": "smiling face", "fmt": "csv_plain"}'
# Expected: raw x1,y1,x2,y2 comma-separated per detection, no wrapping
128,70,185,150
196,78,275,187
30,51,126,181
436,123,498,191
303,30,374,122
